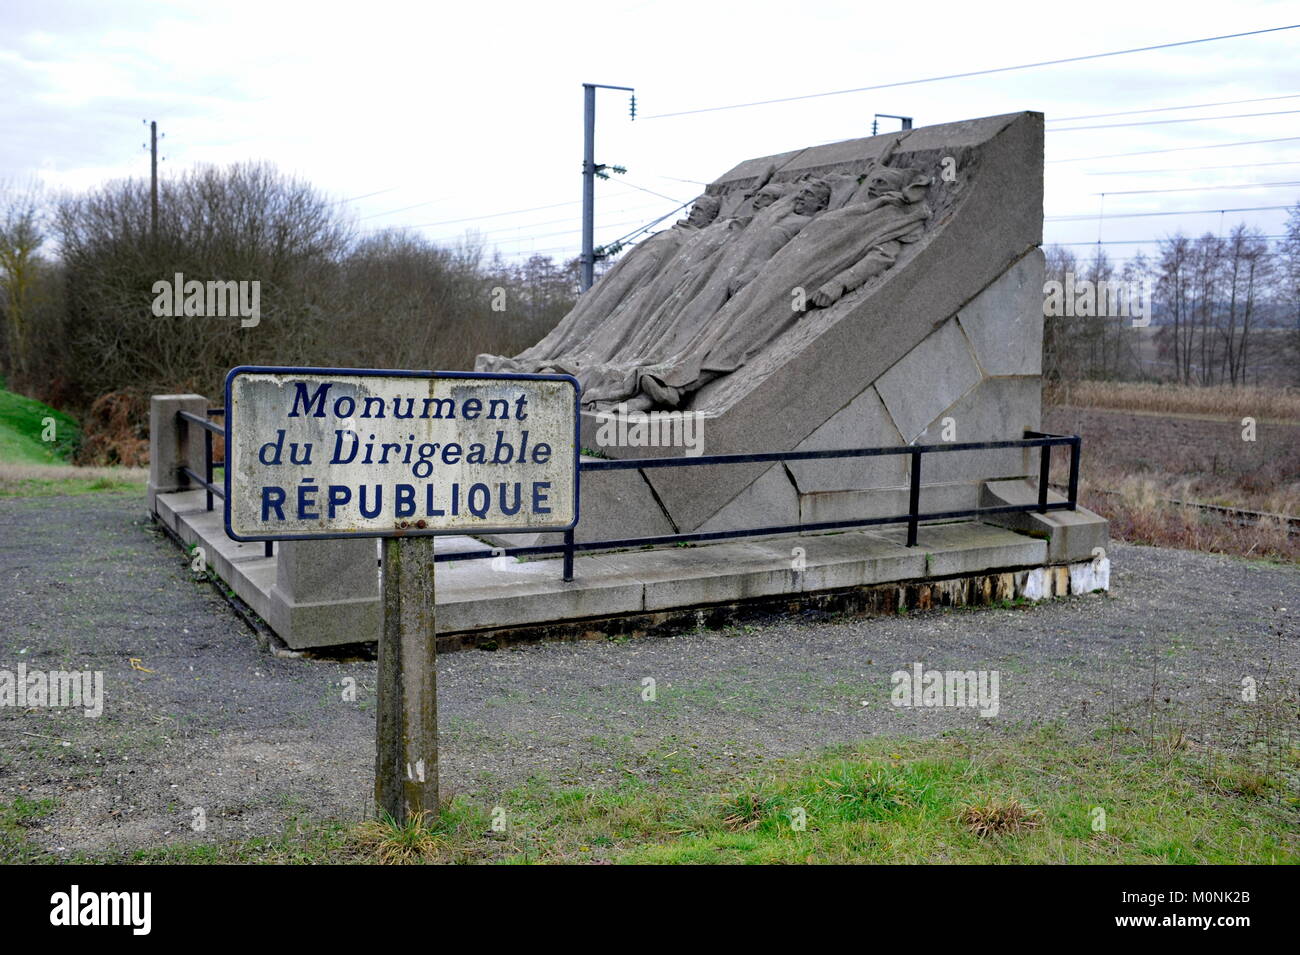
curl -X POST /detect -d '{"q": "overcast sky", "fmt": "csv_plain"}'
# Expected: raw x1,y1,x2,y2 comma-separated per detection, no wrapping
3,0,1298,265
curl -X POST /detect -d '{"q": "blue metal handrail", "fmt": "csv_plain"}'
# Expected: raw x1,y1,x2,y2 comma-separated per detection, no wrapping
177,409,1079,581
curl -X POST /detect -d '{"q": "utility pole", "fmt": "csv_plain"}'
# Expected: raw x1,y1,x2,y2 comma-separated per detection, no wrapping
580,83,635,292
143,119,160,241
872,113,913,136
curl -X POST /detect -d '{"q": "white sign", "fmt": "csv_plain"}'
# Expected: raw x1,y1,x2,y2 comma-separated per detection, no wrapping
224,366,579,540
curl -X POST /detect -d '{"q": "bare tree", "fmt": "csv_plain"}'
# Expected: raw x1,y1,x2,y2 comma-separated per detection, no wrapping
1216,225,1271,386
1042,244,1141,383
0,179,47,386
1281,201,1300,385
54,162,354,403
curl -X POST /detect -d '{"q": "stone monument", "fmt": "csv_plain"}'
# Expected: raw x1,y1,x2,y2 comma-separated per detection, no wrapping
477,112,1107,561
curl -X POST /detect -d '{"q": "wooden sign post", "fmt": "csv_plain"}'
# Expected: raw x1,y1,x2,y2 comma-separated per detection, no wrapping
223,366,580,824
375,536,439,820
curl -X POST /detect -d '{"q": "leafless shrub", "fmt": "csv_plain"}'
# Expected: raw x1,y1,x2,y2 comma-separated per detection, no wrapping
2,162,580,428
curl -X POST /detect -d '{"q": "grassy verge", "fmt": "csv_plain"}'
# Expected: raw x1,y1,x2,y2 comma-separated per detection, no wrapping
0,387,80,464
17,725,1294,865
0,462,147,497
0,386,144,495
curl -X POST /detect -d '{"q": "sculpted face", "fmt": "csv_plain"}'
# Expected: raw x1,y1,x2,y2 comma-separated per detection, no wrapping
792,182,831,216
750,186,784,211
686,197,721,227
865,168,910,198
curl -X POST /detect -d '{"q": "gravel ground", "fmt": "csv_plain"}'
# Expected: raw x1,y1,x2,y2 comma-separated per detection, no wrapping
1,491,1296,856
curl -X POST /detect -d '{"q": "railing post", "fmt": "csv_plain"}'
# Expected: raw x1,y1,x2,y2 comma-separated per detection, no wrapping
562,528,575,582
1038,442,1051,514
147,394,208,514
204,426,214,512
1067,437,1081,511
906,448,921,547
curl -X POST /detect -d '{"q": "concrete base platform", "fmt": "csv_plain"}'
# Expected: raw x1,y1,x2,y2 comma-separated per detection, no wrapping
154,488,1109,652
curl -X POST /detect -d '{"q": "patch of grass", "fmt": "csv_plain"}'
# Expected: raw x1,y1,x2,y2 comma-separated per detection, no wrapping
718,788,785,832
61,726,1300,865
0,463,147,497
0,388,81,465
353,810,449,864
113,820,359,865
0,796,58,863
1205,764,1276,799
615,732,1296,865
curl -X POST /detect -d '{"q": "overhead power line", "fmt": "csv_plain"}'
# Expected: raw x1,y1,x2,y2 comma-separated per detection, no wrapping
602,200,693,251
642,24,1300,119
408,198,678,243
428,207,686,248
1049,136,1300,163
368,187,663,231
500,245,576,258
1046,235,1288,247
1091,180,1300,196
1046,92,1300,122
490,200,695,263
332,188,397,204
364,198,580,231
1046,204,1292,222
428,214,666,249
616,179,690,203
358,196,453,220
1048,108,1300,132
1084,160,1300,176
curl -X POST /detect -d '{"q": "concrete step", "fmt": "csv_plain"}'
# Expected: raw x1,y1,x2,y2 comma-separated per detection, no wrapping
155,488,1065,650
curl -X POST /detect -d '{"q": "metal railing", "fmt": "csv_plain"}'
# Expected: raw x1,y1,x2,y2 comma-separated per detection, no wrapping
176,408,273,558
466,432,1079,580
175,409,1078,580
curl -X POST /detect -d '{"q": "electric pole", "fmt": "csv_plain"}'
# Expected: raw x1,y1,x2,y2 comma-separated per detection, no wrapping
143,119,160,241
872,113,913,136
580,82,635,292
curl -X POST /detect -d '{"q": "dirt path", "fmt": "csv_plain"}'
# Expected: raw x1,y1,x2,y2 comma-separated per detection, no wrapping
1,492,1296,856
